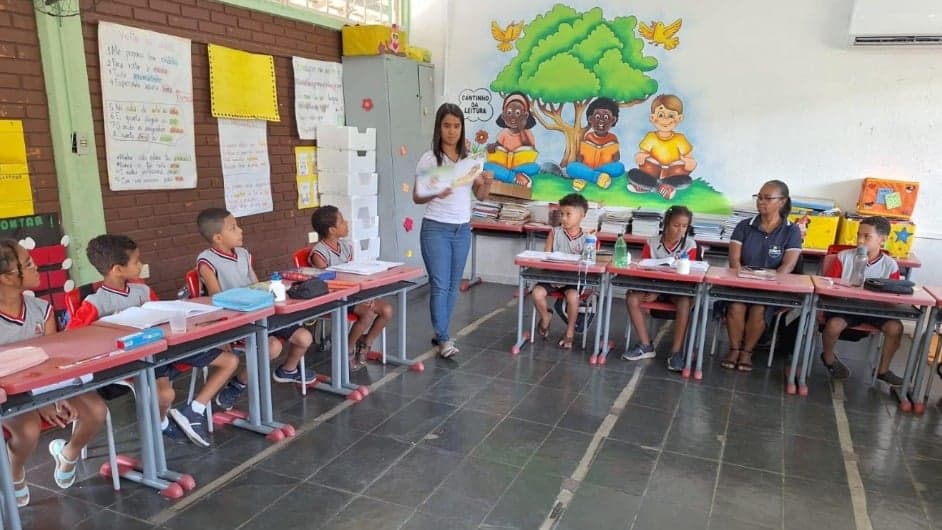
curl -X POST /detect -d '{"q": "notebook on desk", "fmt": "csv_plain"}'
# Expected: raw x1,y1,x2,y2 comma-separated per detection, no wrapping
516,250,582,263
98,301,221,329
327,260,404,275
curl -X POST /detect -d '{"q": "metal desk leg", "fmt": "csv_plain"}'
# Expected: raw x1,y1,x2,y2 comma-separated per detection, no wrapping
696,290,712,376
229,325,290,438
791,294,813,396
921,312,942,407
511,272,528,354
591,275,606,361
684,283,704,380
460,230,482,291
0,416,22,530
798,295,819,388
897,309,929,412
596,275,615,365
910,308,935,413
376,289,421,372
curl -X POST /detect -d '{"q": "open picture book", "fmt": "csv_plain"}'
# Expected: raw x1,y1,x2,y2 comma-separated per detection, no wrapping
414,153,486,198
98,300,221,329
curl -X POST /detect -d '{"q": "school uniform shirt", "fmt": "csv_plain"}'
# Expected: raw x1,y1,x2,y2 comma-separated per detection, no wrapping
825,249,900,281
416,151,472,225
730,216,802,269
550,227,585,254
641,235,697,260
308,239,354,267
67,283,159,329
196,247,255,291
0,294,51,345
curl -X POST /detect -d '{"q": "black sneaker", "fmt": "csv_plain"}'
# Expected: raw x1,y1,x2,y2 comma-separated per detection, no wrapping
168,405,211,447
162,419,189,444
821,353,850,380
667,352,685,372
877,370,904,387
215,379,246,411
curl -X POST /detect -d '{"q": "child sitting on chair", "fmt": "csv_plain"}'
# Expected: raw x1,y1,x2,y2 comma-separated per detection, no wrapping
622,206,698,372
308,206,392,372
820,216,903,386
69,235,239,447
532,193,589,350
0,239,107,504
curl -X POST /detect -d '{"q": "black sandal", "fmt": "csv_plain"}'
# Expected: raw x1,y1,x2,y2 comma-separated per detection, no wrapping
538,315,552,339
720,348,740,370
737,350,754,372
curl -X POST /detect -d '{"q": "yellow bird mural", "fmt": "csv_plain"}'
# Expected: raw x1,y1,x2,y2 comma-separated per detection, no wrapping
638,18,683,50
491,20,524,52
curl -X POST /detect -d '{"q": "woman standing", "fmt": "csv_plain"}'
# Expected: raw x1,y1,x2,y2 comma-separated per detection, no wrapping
722,179,802,372
414,104,494,358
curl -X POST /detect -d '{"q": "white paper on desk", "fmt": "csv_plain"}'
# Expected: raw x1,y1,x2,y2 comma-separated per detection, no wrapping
30,373,93,396
328,260,403,275
640,257,675,268
516,250,581,263
98,302,220,329
414,154,485,198
140,301,221,317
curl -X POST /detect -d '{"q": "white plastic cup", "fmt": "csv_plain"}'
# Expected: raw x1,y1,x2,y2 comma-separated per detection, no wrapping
169,310,187,334
676,258,691,275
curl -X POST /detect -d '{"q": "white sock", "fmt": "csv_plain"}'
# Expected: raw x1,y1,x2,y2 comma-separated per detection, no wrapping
161,417,169,430
191,401,206,415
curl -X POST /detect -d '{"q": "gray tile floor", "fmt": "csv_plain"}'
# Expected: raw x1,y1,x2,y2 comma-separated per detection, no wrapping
13,283,942,529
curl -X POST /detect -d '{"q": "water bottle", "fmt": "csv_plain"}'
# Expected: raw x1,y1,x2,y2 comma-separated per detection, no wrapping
676,254,691,275
849,246,868,287
269,272,287,302
582,233,597,265
614,233,629,268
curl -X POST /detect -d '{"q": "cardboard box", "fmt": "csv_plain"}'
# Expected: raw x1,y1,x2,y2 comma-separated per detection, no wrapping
837,214,916,258
489,181,532,200
787,212,840,250
856,177,919,219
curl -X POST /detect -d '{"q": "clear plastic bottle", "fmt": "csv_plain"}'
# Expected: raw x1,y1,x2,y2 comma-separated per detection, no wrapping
614,233,629,268
582,233,597,265
849,246,868,287
676,254,691,275
269,271,287,302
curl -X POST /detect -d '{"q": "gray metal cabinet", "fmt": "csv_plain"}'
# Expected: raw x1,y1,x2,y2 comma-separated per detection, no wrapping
342,55,434,268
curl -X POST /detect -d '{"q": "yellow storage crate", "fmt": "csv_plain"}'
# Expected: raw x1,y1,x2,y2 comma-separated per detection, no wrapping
406,45,431,63
342,24,408,56
787,212,840,250
837,214,916,258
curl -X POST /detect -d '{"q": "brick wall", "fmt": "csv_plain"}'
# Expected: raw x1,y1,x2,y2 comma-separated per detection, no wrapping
0,2,59,216
82,0,341,298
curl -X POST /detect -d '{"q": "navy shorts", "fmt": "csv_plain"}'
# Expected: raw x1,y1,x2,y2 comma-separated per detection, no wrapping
155,348,225,379
271,323,303,341
823,312,889,330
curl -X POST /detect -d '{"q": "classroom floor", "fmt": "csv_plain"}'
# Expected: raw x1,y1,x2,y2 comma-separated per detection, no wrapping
14,282,942,529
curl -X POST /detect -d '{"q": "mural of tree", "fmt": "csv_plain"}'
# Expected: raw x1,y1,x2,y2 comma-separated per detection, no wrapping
491,4,659,166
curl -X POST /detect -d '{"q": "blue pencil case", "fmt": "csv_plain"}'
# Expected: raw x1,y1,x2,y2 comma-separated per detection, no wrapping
211,288,274,312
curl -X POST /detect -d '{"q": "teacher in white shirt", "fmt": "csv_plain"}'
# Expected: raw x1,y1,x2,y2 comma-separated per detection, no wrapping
413,103,493,358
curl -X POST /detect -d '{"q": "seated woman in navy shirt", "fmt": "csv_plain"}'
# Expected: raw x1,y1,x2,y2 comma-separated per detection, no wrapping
722,180,803,372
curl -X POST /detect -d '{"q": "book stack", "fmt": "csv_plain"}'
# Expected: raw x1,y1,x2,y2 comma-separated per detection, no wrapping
600,208,632,234
316,125,380,260
497,201,530,224
581,204,603,232
692,213,726,240
472,200,501,221
723,208,758,239
630,208,663,237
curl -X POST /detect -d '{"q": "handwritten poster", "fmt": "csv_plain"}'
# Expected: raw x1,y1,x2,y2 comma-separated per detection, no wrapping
98,22,196,191
295,146,318,209
208,44,279,121
218,119,273,217
292,57,343,139
0,120,34,217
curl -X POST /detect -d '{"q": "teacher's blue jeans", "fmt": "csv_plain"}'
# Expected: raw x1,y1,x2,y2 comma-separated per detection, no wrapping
420,218,471,343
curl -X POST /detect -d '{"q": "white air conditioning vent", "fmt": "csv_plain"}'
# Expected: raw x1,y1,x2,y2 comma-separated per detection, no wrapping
849,0,942,46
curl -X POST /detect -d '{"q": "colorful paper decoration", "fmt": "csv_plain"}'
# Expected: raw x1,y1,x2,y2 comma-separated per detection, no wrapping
295,146,318,209
0,120,34,217
361,98,374,112
406,249,413,258
401,183,410,193
208,44,280,121
400,145,408,156
403,217,414,232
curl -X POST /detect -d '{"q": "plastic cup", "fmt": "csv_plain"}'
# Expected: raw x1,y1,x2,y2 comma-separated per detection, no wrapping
169,310,187,334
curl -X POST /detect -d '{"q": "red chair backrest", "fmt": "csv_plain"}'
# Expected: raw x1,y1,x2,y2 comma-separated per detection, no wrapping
185,269,200,299
292,247,310,268
827,244,854,255
821,254,838,277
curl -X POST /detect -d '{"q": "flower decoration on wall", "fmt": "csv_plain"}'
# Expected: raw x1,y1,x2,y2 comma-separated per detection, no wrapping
361,98,374,112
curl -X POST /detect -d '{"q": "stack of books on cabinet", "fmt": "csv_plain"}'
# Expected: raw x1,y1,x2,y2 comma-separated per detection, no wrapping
317,125,380,260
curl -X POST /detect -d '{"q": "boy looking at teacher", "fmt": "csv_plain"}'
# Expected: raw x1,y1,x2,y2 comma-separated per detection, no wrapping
195,208,316,401
69,234,239,447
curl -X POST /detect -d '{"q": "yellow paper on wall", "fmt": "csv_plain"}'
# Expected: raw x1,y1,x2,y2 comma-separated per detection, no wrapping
0,120,34,218
295,146,318,209
208,44,280,121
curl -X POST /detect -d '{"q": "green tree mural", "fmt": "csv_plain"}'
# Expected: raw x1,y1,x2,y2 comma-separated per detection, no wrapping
491,4,659,166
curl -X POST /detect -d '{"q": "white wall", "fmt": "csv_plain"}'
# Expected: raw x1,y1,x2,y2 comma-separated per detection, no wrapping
411,0,941,284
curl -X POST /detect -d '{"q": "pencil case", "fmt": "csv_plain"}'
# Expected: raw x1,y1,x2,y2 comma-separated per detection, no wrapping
117,328,165,350
212,287,275,312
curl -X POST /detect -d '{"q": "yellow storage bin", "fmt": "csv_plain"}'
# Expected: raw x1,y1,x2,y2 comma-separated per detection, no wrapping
788,212,840,250
342,24,408,56
406,45,431,63
837,214,916,258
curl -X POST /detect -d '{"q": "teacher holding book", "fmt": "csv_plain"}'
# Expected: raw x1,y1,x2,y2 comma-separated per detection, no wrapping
413,103,494,359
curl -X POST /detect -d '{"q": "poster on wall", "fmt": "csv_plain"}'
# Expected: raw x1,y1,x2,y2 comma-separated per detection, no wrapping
98,22,196,191
0,120,34,217
292,57,344,139
218,119,273,217
208,44,280,121
294,146,318,209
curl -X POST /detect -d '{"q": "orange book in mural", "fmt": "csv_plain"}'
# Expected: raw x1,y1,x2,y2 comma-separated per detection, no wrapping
579,139,619,168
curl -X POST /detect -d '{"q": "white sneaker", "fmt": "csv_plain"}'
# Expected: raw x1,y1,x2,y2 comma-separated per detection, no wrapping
439,340,459,359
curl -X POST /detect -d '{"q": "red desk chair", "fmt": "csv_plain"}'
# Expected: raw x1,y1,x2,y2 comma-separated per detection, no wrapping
293,246,386,359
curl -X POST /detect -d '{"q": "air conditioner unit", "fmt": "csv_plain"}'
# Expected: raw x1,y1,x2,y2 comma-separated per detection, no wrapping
849,0,942,46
